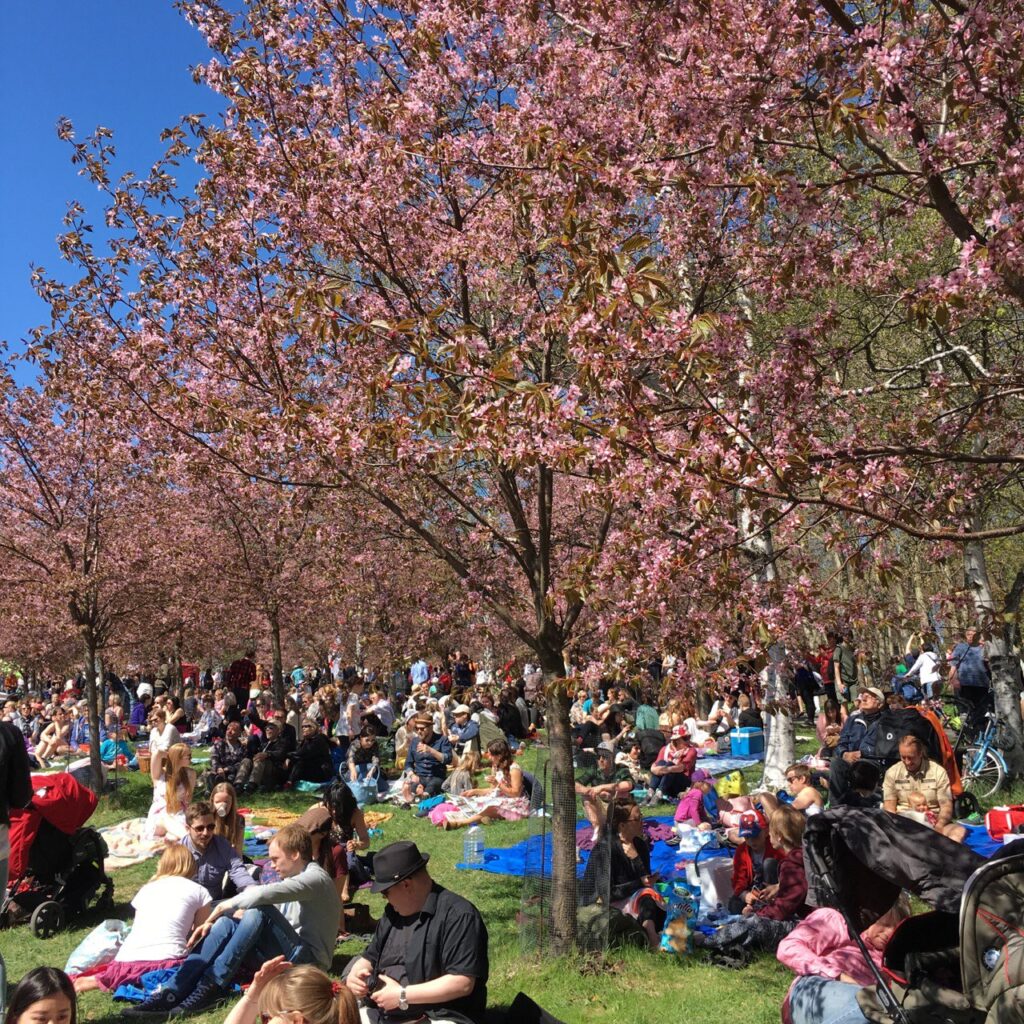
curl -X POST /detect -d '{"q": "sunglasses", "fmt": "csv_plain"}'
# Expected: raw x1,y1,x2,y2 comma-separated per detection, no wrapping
190,823,216,833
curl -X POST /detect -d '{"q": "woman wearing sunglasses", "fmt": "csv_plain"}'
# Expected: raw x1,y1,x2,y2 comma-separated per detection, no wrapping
224,956,357,1024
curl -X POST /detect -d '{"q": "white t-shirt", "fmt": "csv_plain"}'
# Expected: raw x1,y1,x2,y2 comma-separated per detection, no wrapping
150,723,182,754
116,875,211,962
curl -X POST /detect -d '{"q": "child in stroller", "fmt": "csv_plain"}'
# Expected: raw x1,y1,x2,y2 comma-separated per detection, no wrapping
1,772,113,938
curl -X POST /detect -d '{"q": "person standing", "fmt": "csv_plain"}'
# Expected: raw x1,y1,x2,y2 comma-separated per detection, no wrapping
832,632,858,704
949,627,991,721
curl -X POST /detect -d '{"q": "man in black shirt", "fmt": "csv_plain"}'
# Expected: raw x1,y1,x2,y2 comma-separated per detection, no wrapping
345,841,488,1023
1,719,33,893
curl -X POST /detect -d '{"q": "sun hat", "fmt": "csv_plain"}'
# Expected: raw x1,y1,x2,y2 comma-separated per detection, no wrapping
861,686,886,703
370,840,431,893
670,724,690,741
596,742,615,759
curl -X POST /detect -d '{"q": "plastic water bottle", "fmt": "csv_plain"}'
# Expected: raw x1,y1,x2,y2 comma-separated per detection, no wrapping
464,825,485,866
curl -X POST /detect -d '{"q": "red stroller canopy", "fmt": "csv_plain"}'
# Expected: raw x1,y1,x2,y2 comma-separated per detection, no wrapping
6,773,98,882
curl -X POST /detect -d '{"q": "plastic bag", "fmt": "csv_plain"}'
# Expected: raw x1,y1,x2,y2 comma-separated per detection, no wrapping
715,770,747,797
658,881,697,956
65,919,129,975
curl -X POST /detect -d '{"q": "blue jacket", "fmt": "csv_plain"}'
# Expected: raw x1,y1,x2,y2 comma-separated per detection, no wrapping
836,710,881,757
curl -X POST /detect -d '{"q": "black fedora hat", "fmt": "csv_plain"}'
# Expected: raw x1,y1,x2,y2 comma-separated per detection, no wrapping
370,840,430,893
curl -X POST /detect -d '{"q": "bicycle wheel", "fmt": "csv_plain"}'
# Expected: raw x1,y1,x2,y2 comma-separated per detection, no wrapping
961,745,1005,799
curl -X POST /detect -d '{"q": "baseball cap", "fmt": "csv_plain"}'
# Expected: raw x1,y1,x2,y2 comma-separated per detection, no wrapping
671,724,690,741
453,704,471,715
596,743,615,759
738,810,767,838
691,768,713,784
861,686,886,703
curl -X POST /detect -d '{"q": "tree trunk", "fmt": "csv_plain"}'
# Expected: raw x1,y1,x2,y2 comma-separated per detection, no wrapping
83,635,104,795
760,645,794,789
269,611,285,707
539,657,577,956
964,537,1024,777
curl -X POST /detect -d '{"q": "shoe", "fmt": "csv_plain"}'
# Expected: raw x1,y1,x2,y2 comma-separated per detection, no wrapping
168,978,225,1017
122,989,182,1018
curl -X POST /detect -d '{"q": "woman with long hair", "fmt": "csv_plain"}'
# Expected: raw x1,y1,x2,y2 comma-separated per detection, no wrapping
144,741,195,840
7,967,77,1024
322,779,370,902
816,697,847,756
210,780,246,854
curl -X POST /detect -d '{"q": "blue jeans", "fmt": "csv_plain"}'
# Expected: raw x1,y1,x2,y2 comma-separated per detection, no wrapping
789,978,869,1024
171,906,313,993
650,764,690,798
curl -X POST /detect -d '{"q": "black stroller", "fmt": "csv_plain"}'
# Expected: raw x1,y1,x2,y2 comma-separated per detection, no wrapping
804,808,1024,1023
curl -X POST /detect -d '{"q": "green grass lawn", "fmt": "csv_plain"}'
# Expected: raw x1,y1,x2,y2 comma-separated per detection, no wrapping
0,742,860,1024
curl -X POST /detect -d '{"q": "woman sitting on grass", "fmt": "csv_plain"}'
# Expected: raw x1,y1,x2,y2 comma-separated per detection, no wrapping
581,799,665,950
210,780,246,854
323,779,371,902
143,741,195,840
73,845,211,994
439,738,530,829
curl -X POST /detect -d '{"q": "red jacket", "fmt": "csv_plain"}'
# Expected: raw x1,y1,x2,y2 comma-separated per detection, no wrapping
731,835,779,895
757,846,809,921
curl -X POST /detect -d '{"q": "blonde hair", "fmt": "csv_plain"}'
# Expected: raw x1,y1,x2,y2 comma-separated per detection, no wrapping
456,749,481,773
154,843,196,880
258,965,357,1024
165,743,194,815
785,763,812,782
769,805,807,851
211,781,244,852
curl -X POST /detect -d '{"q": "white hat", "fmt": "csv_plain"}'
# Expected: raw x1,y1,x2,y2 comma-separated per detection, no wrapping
453,704,471,715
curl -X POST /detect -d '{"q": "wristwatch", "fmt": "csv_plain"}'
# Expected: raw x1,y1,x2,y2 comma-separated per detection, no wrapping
398,987,409,1011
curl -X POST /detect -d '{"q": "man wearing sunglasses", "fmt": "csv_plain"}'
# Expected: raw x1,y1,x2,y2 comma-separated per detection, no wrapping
182,802,257,901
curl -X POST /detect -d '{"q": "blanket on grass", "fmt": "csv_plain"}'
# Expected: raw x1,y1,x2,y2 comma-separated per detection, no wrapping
693,752,765,774
97,817,164,870
455,815,726,879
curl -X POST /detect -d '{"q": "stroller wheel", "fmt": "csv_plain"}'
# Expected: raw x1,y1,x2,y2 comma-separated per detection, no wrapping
30,900,65,939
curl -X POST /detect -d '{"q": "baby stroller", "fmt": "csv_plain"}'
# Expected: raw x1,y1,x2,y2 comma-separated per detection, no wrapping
804,808,1024,1023
1,772,114,938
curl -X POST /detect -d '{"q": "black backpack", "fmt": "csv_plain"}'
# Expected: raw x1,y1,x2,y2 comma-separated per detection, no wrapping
635,729,665,770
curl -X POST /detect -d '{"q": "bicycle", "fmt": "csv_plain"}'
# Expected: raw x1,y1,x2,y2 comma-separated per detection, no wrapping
959,710,1009,800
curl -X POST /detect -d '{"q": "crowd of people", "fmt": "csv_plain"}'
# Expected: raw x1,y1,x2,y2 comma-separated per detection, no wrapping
0,626,1004,1024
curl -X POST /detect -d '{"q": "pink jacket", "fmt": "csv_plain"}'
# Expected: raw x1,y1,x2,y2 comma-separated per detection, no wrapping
777,908,883,983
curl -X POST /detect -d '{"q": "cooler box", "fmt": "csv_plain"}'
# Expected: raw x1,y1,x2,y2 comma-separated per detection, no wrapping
730,728,765,756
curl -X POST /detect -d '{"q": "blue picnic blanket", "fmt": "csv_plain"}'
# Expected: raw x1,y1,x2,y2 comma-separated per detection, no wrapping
964,823,1000,858
456,816,732,879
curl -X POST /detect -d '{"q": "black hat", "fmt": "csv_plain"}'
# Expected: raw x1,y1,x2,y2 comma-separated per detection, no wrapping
370,840,430,893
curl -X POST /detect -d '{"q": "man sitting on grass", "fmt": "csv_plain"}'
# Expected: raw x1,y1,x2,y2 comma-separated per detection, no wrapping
181,801,256,901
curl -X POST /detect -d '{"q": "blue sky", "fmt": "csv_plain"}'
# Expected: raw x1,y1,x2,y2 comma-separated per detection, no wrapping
0,2,222,381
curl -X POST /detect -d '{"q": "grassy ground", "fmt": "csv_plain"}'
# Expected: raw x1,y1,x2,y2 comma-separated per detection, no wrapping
12,729,1002,1024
